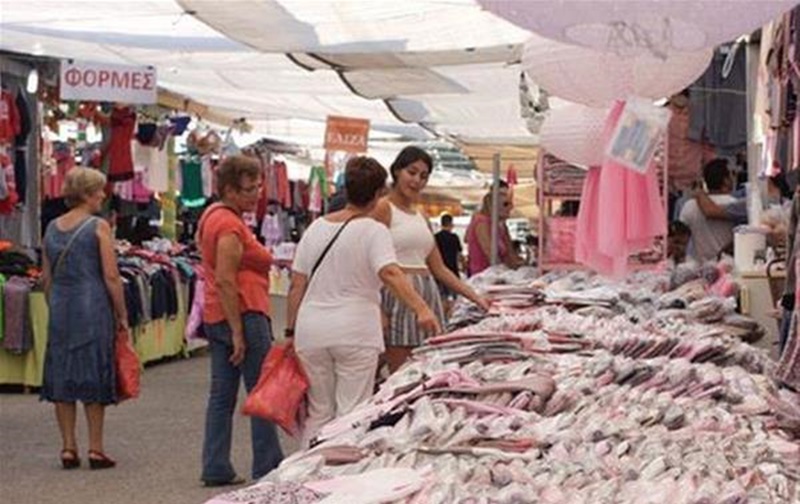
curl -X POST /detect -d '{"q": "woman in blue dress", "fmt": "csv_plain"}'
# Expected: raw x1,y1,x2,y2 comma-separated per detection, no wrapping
41,168,129,470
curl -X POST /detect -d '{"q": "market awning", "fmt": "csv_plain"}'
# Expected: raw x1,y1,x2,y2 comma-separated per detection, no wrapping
0,0,539,145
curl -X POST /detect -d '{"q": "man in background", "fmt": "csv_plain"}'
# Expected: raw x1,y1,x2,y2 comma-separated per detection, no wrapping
435,213,463,314
679,159,738,261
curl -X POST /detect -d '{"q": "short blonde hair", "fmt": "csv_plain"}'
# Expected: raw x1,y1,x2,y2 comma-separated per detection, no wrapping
63,168,107,208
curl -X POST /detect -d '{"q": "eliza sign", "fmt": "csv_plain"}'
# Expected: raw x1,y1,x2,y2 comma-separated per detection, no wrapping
60,60,157,104
324,116,370,153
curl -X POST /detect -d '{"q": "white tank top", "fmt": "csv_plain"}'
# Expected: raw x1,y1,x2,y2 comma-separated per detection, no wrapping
388,202,434,269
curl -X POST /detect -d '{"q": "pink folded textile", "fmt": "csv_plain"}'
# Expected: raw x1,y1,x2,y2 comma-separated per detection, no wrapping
575,100,667,278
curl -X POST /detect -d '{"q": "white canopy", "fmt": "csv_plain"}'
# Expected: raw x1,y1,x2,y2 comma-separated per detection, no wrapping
0,0,538,145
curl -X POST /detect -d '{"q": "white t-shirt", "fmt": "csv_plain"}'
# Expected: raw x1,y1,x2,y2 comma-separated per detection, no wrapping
293,218,397,352
679,194,737,261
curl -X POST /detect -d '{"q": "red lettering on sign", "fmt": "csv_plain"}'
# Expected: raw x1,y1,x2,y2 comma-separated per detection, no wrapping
111,71,130,89
64,67,81,87
83,69,97,87
98,70,111,87
143,73,155,90
131,72,142,90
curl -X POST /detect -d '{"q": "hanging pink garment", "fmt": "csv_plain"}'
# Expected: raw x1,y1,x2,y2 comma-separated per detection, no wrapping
574,100,667,278
506,165,518,185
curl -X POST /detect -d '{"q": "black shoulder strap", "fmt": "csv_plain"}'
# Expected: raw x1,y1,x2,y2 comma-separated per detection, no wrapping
308,215,358,280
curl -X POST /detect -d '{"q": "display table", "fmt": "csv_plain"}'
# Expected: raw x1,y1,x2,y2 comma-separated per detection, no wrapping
0,292,188,387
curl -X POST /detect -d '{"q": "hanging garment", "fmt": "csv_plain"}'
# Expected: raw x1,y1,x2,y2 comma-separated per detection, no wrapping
0,89,20,144
103,107,136,182
575,100,667,278
275,161,291,208
13,90,32,204
0,155,18,214
180,157,206,207
260,212,284,247
43,143,76,199
3,276,33,354
688,44,748,153
201,155,214,198
506,165,519,185
308,166,329,214
133,141,169,193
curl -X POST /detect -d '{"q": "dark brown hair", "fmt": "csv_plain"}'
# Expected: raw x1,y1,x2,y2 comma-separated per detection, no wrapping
389,146,433,184
345,157,387,207
216,155,261,195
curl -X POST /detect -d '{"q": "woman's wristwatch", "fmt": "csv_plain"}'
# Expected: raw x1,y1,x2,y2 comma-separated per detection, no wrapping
284,328,295,338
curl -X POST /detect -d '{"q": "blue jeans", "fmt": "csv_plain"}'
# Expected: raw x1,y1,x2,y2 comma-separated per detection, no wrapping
201,312,283,482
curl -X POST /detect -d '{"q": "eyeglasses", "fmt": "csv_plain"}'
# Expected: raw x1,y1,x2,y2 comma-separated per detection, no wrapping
238,184,262,195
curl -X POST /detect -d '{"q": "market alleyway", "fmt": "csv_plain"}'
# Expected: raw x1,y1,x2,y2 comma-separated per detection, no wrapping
0,352,299,504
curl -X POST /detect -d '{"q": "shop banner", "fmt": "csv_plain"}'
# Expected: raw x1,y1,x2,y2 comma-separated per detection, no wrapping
605,97,671,174
324,115,370,153
60,60,157,104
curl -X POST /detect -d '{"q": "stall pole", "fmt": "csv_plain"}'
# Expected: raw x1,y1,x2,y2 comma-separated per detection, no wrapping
746,37,762,226
490,153,501,265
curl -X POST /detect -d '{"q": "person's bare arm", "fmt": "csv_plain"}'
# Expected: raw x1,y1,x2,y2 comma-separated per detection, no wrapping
379,264,441,335
285,271,308,340
370,198,392,227
97,219,129,330
693,190,729,220
427,247,489,311
215,234,245,366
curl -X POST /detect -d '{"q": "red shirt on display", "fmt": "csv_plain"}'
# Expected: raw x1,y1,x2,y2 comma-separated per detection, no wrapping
0,90,21,144
103,106,136,182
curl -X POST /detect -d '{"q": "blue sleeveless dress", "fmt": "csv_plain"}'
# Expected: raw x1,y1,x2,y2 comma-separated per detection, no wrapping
40,217,117,404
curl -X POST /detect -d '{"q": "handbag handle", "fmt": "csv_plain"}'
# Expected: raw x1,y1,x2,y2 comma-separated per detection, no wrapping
53,217,96,276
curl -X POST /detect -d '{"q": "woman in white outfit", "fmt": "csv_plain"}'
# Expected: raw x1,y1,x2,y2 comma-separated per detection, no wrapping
286,157,441,447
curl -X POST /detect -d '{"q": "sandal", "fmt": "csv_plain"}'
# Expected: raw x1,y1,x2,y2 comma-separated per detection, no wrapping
87,450,116,470
60,449,80,470
202,475,246,488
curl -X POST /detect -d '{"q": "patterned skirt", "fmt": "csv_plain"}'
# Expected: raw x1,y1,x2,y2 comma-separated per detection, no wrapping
382,272,446,348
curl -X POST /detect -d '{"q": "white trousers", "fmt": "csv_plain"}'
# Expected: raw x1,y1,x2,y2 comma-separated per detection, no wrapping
297,345,380,447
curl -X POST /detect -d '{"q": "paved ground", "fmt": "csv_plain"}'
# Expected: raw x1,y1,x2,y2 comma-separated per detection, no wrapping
0,352,298,504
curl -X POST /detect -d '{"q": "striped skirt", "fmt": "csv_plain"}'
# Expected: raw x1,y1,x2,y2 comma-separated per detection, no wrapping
382,272,446,347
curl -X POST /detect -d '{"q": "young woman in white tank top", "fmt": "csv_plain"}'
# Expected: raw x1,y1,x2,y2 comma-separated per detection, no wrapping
373,147,489,372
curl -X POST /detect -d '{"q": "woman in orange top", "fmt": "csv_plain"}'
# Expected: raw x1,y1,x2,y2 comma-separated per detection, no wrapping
197,155,282,487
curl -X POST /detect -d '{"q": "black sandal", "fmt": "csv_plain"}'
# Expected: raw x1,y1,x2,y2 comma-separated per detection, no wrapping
60,449,80,470
88,450,116,470
203,475,246,487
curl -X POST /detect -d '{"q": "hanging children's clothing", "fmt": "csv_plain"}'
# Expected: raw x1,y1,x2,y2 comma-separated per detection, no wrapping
180,156,206,207
104,106,137,182
308,166,328,214
13,90,31,204
0,88,20,144
0,154,18,214
133,141,169,193
260,212,285,247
